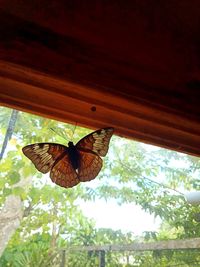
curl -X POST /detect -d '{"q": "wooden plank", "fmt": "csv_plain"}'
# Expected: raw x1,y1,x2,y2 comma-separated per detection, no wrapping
1,2,200,156
0,2,200,121
1,60,200,156
68,238,200,252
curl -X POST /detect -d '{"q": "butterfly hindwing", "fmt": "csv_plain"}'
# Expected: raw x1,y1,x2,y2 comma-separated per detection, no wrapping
78,149,103,182
50,153,80,188
76,127,114,157
22,143,66,173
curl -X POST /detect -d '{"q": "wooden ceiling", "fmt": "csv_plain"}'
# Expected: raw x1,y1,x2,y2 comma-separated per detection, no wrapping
1,1,200,156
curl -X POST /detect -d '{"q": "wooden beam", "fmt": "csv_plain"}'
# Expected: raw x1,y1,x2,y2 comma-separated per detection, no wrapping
1,2,200,156
68,238,200,252
1,60,200,157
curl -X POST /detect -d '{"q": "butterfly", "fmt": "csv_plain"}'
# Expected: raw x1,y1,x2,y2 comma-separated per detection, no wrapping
22,127,114,188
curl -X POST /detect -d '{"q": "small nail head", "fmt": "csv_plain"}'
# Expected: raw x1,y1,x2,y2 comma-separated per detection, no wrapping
91,106,96,112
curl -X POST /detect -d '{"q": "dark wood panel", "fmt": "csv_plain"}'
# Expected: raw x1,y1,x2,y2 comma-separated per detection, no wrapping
1,60,200,156
1,1,200,155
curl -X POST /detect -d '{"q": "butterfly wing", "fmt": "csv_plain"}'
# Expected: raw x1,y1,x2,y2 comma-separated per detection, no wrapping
76,127,114,157
50,153,80,188
78,149,103,182
22,143,66,174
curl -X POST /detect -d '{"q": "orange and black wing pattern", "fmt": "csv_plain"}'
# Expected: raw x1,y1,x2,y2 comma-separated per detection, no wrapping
76,127,114,157
78,149,103,182
22,127,114,188
50,153,80,188
22,143,66,173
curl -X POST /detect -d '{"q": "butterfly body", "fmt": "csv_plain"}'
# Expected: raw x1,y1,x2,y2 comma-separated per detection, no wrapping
67,141,80,172
22,127,114,188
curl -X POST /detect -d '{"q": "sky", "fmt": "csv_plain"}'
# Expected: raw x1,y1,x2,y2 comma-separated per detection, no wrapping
79,199,161,235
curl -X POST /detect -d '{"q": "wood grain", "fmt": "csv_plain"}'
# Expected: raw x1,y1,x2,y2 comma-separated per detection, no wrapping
1,2,200,156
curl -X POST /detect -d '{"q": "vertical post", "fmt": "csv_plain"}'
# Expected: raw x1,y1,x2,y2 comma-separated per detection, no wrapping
60,250,66,267
99,250,105,267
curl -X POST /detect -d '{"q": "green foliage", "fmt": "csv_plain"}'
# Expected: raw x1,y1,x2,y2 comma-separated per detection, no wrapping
0,234,60,267
1,106,200,266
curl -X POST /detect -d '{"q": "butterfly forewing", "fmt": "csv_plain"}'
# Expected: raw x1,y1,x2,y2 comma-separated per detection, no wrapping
78,150,103,182
50,154,80,188
22,143,66,173
76,127,114,157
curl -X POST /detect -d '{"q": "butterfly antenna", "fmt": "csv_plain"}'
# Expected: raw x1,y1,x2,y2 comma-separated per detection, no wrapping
50,128,67,141
71,123,77,141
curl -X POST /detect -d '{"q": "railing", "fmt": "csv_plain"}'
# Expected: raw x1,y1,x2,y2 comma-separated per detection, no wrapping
59,237,200,267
